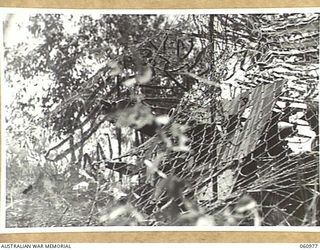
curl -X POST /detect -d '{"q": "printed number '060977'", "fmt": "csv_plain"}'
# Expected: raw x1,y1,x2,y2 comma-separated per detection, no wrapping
300,244,319,248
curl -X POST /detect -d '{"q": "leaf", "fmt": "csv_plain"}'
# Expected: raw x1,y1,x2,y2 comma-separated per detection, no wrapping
99,206,128,223
111,187,127,200
108,205,130,220
145,159,158,185
72,181,89,191
131,209,145,223
145,153,166,185
132,192,140,199
235,195,257,213
157,170,167,179
136,66,152,84
108,61,122,76
122,77,137,87
196,215,215,226
170,124,190,152
116,103,154,129
99,214,109,223
155,115,170,126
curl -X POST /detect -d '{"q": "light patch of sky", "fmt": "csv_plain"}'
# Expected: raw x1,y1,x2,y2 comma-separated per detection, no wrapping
3,13,83,115
4,15,40,113
4,13,37,47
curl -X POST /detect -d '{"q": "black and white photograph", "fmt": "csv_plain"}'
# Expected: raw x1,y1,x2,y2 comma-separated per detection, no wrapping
2,10,319,228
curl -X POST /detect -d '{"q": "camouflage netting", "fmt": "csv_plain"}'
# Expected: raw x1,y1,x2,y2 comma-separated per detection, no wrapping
82,13,319,226
124,80,319,226
14,13,318,227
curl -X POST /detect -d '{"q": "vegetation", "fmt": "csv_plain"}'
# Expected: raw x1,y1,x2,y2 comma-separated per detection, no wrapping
4,13,319,227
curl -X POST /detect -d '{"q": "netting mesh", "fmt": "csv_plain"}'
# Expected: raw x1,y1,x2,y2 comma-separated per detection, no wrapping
100,13,319,226
123,81,319,226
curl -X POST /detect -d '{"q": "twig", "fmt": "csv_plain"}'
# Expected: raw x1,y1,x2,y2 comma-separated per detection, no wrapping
87,181,100,226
